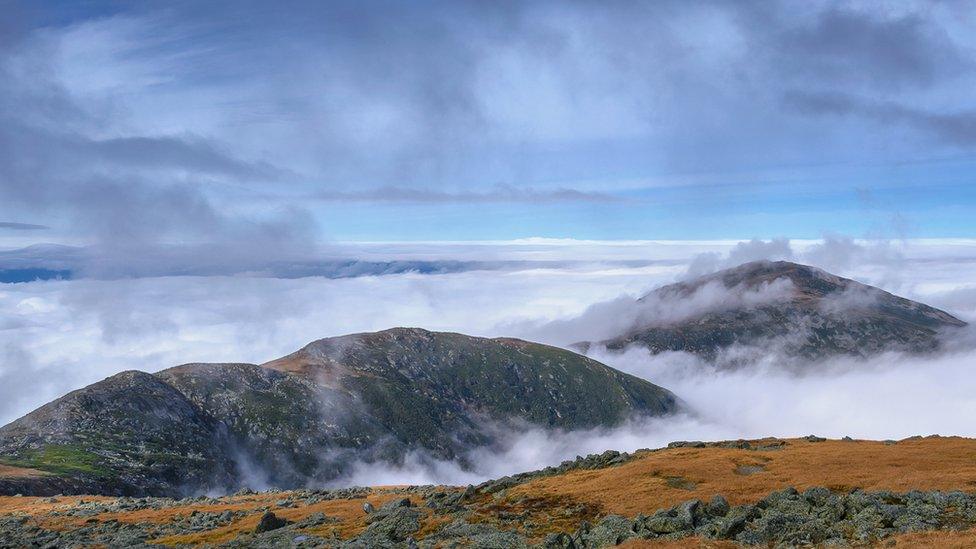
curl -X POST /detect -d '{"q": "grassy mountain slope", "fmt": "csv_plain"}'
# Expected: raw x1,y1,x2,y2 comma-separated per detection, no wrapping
0,329,677,496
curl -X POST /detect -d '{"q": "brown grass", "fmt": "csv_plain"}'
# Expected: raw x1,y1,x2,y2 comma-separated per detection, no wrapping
506,436,976,518
886,527,976,547
0,464,48,478
5,437,976,547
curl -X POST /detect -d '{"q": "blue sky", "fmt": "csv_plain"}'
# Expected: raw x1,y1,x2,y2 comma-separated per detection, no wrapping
1,0,975,248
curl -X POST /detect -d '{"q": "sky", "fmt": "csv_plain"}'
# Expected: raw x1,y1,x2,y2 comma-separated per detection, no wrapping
1,0,976,251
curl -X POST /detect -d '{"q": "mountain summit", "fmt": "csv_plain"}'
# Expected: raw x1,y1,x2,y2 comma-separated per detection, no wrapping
579,260,966,362
0,328,676,496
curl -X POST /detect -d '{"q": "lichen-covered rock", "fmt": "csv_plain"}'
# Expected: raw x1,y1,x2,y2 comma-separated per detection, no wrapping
583,514,634,546
705,494,730,517
354,505,422,546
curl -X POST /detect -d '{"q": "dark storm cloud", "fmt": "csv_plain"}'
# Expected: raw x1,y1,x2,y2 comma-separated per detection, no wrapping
784,90,976,147
767,5,969,89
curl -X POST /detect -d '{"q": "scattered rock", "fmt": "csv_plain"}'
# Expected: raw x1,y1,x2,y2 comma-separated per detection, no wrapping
254,511,290,533
586,514,634,546
668,440,707,448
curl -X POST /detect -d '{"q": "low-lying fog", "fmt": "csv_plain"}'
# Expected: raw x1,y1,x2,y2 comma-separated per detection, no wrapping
3,237,976,487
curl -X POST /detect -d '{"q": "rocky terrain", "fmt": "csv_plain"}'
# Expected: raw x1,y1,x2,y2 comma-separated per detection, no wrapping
578,260,967,363
3,436,976,547
0,328,677,497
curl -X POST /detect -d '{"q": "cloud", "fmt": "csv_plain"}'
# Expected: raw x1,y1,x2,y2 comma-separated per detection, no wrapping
330,414,734,488
0,222,48,231
589,339,976,442
784,90,976,147
768,6,970,89
311,185,618,204
508,276,795,347
0,11,318,273
3,1,975,253
686,238,794,278
800,234,907,289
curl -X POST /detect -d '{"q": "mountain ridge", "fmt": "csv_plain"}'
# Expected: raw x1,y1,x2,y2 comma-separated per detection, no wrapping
0,329,677,496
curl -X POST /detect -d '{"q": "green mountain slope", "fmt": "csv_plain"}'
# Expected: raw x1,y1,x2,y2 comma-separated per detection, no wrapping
0,329,678,496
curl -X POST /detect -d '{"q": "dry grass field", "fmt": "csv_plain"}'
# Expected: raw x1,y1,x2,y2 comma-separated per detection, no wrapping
3,436,976,547
507,436,976,517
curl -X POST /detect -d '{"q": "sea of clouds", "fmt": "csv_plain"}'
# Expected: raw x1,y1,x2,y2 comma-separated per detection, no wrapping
3,237,976,487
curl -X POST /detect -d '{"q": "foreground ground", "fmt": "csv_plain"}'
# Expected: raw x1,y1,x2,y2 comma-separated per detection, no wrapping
3,436,976,547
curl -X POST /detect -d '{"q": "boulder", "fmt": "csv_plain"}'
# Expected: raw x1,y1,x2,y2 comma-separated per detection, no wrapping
254,512,290,533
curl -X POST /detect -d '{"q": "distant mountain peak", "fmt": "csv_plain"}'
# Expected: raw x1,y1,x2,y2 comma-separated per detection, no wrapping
584,260,966,362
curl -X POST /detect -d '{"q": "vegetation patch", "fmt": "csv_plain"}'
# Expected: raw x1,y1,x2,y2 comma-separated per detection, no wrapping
0,444,109,477
664,475,698,490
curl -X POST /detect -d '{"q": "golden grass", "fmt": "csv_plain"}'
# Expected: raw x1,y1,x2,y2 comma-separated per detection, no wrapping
506,436,976,518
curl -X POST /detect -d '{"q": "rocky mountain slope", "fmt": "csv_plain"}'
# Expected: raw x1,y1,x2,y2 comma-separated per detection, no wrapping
0,328,677,497
579,260,966,363
3,436,976,547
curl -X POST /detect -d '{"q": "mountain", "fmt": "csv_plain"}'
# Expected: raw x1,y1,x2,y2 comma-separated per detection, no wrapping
578,260,966,363
0,328,677,496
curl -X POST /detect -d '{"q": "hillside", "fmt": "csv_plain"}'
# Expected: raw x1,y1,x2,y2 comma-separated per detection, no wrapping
579,260,967,363
3,437,976,547
0,328,677,496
